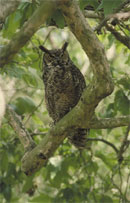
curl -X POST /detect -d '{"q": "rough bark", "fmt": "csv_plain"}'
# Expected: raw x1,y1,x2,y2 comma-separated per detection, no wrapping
59,0,114,96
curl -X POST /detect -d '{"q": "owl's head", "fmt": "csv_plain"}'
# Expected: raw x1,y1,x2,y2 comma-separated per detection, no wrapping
39,42,69,65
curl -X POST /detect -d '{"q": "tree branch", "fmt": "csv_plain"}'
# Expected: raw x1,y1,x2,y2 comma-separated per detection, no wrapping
94,0,130,33
89,116,130,129
6,103,128,175
118,124,130,163
105,24,130,49
83,10,101,19
6,105,36,151
111,12,130,21
95,12,130,34
21,113,130,175
0,0,21,30
87,138,119,154
0,1,56,68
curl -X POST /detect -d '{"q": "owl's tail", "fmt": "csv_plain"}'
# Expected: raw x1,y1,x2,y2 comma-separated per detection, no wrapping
68,128,90,149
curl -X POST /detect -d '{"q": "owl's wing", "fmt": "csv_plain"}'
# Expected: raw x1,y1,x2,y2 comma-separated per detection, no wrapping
70,62,86,94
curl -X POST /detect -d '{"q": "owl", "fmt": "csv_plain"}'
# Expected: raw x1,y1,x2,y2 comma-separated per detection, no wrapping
39,42,88,149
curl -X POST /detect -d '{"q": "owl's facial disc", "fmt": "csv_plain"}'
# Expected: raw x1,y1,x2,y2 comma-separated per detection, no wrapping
40,43,69,65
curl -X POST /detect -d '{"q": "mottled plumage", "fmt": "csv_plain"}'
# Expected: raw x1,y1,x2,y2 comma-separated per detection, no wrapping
39,43,88,149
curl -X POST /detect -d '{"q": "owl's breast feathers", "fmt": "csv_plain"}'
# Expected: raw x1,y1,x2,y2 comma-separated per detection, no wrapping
43,62,86,122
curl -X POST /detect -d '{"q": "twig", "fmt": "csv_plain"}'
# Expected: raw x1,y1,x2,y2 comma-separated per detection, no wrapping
42,27,55,46
118,124,130,163
95,0,130,33
105,24,130,49
95,12,130,33
112,12,130,21
24,97,44,126
6,105,36,151
86,138,119,154
31,132,47,137
115,0,130,13
111,169,126,202
83,10,101,19
124,169,130,197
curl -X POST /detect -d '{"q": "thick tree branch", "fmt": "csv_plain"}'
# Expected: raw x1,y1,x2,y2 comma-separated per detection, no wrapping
6,103,128,175
0,0,21,29
0,1,56,68
6,105,36,151
21,112,130,175
59,0,114,97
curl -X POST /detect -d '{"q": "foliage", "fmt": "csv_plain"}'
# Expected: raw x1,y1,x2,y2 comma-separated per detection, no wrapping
0,1,130,202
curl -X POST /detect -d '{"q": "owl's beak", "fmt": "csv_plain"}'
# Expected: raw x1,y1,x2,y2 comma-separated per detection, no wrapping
62,42,68,52
39,46,52,55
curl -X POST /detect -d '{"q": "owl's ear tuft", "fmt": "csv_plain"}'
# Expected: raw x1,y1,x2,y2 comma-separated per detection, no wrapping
39,46,51,55
62,42,68,52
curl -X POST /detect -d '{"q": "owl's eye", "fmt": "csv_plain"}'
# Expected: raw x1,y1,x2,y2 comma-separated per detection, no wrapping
46,54,52,60
44,53,54,62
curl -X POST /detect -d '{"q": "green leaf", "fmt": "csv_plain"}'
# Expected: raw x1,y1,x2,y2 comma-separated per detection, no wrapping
52,10,65,29
2,2,37,39
88,161,98,174
3,185,11,201
117,77,130,90
15,96,36,115
22,67,39,87
79,0,99,10
114,90,130,115
5,65,26,79
99,0,123,16
17,2,37,27
79,0,88,10
30,194,52,202
0,151,8,173
95,152,115,169
125,54,130,65
100,195,113,203
6,163,16,177
2,13,20,39
106,103,117,117
22,176,33,192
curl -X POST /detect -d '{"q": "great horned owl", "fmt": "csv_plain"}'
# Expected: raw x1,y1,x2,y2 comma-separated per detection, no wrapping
39,42,88,149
